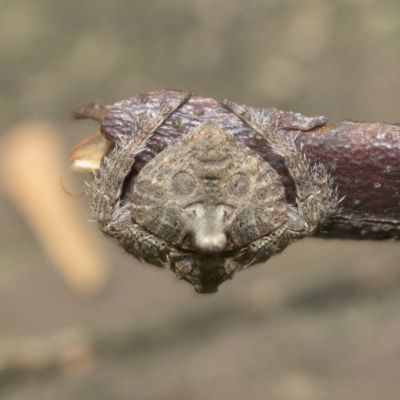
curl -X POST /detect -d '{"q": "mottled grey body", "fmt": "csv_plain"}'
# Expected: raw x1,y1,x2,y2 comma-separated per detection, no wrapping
91,92,337,293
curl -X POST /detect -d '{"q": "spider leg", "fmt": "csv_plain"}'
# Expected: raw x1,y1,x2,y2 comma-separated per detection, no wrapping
234,225,290,267
92,91,192,238
170,251,239,294
221,99,337,237
121,218,172,268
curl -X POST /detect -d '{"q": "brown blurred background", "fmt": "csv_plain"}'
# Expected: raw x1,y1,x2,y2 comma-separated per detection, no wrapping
1,1,400,399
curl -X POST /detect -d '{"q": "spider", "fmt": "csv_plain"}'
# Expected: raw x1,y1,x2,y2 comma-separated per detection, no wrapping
89,92,337,293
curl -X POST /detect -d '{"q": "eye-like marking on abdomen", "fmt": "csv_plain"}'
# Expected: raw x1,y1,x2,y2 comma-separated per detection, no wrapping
130,121,287,251
170,171,196,196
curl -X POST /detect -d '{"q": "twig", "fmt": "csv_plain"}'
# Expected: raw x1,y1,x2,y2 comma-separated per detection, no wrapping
71,90,400,240
0,122,109,295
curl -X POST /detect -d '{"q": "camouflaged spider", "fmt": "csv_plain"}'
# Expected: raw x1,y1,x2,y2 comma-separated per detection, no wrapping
89,92,337,293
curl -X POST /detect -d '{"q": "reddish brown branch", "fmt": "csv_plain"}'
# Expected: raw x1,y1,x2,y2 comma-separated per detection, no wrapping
71,90,400,240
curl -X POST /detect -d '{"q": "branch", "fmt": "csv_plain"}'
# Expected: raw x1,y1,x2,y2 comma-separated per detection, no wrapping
71,90,400,240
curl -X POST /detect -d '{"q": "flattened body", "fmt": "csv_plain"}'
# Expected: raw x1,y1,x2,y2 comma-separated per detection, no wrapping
85,92,337,293
129,122,286,252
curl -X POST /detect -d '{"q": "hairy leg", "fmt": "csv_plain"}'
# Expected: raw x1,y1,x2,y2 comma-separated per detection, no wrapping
221,99,337,236
92,92,191,237
234,225,290,267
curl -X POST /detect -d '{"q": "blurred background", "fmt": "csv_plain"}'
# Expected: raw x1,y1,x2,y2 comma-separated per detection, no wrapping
1,1,400,399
